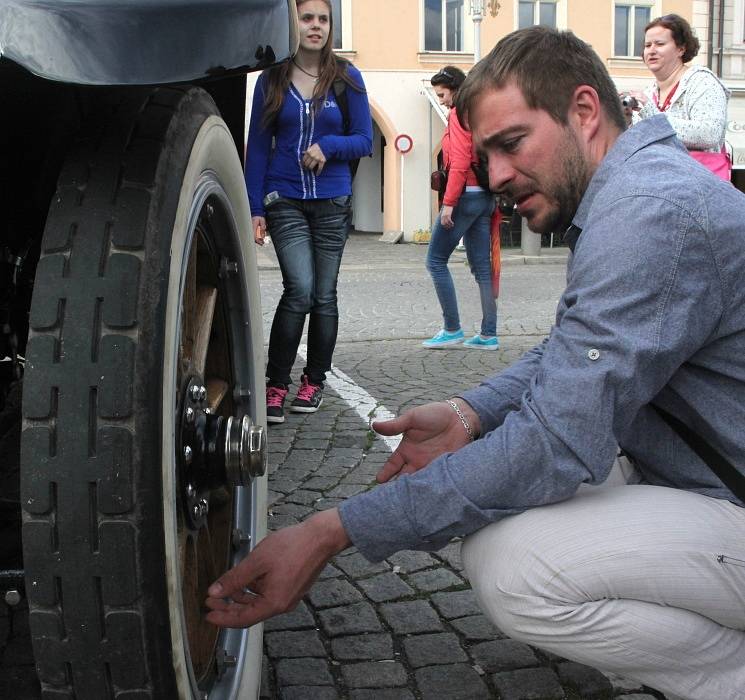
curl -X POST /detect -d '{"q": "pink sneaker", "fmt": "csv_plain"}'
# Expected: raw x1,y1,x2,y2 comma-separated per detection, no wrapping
290,375,324,413
266,384,289,423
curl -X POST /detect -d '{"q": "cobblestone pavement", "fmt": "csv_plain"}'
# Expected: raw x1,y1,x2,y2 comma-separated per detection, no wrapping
1,234,666,699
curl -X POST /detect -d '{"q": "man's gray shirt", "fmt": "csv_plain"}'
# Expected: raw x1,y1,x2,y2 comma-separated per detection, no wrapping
339,115,745,562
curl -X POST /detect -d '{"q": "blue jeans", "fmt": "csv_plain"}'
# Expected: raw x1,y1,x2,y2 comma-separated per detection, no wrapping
265,196,351,386
426,191,497,337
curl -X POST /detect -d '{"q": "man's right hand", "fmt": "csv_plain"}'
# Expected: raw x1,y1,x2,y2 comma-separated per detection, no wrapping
252,215,267,246
372,400,480,483
205,508,350,629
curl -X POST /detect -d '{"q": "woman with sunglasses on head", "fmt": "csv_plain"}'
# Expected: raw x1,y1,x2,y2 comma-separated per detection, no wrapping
627,13,731,180
246,0,373,423
423,66,499,350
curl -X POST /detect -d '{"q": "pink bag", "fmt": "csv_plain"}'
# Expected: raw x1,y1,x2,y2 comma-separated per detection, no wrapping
689,147,732,181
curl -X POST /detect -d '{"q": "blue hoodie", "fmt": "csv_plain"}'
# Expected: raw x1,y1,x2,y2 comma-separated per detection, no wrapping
245,64,373,217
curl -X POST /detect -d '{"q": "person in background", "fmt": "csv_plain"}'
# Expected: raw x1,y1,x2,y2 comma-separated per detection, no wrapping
423,66,499,350
245,0,372,423
627,13,731,180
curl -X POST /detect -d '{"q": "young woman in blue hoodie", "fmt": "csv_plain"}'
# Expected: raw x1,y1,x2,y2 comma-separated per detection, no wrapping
246,0,372,423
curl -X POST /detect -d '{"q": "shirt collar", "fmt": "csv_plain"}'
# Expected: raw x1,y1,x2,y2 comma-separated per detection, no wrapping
566,115,680,249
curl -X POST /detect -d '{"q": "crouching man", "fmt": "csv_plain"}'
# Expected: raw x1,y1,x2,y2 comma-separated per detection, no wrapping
207,26,745,700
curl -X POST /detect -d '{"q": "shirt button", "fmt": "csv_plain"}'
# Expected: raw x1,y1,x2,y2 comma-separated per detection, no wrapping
588,349,600,361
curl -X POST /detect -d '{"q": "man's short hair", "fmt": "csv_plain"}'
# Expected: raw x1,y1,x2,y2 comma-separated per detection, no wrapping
457,26,626,133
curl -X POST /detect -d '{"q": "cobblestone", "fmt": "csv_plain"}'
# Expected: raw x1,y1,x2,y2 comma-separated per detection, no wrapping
401,632,468,667
330,633,394,661
317,602,383,637
379,600,444,635
355,572,415,603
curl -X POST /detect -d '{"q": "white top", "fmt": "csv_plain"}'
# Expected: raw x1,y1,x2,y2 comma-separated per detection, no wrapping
634,65,730,152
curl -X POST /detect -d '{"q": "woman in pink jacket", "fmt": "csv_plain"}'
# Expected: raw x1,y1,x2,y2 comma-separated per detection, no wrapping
424,66,498,349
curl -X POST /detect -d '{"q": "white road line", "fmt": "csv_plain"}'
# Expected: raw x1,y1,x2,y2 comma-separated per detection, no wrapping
298,345,401,452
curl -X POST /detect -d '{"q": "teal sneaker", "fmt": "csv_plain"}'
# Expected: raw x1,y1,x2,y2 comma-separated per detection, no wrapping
422,329,464,348
463,334,500,350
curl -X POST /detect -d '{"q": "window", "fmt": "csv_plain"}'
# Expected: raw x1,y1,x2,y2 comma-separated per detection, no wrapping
424,0,465,52
614,3,651,57
518,1,557,29
331,0,342,49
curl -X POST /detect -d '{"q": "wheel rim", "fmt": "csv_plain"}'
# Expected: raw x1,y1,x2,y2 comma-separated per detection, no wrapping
164,170,264,698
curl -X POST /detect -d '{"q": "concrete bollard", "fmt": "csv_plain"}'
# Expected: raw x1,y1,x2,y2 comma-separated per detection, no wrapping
521,216,541,256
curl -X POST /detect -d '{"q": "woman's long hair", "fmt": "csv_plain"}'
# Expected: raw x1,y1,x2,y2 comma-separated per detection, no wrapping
261,0,364,130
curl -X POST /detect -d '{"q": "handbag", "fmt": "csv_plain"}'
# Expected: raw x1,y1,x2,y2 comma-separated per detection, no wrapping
653,404,745,502
430,168,448,195
689,147,731,182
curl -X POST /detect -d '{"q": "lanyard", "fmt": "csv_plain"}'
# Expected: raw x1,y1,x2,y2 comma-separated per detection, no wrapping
654,81,679,112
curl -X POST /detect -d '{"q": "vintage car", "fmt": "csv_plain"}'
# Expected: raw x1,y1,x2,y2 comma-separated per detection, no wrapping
0,1,297,697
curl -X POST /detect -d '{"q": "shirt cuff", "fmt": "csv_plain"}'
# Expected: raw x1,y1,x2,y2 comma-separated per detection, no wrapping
337,481,429,562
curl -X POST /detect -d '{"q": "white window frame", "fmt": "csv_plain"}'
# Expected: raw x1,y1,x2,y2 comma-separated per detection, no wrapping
515,0,563,30
612,1,659,58
735,0,745,45
420,0,474,54
331,0,353,51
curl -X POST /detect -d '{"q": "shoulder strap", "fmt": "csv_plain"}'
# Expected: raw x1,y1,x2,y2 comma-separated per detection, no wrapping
653,404,745,502
332,64,359,179
333,77,350,135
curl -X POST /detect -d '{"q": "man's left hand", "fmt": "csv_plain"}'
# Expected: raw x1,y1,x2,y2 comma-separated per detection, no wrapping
302,143,327,174
205,508,350,628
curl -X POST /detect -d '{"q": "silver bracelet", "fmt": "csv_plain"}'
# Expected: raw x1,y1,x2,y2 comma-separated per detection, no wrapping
446,399,474,442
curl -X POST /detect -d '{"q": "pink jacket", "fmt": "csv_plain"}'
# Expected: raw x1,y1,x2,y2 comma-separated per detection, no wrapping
441,106,479,206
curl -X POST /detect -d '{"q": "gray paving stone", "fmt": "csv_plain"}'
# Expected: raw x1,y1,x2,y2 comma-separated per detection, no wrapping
263,601,316,632
318,563,344,580
303,476,341,491
402,632,468,668
334,551,389,578
272,502,315,519
327,483,367,498
355,572,415,602
268,513,300,530
307,578,363,609
317,602,383,637
379,600,443,634
406,567,464,592
386,550,438,573
313,497,346,511
275,658,334,687
450,614,505,641
286,489,322,506
281,686,340,700
292,439,331,450
341,661,408,688
471,639,540,673
330,633,394,661
436,541,464,571
260,654,274,698
265,630,326,658
430,589,481,619
349,690,415,700
490,667,564,700
557,661,613,697
613,695,658,700
415,663,490,699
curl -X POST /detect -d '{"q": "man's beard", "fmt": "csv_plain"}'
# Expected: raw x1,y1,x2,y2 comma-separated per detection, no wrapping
539,128,590,235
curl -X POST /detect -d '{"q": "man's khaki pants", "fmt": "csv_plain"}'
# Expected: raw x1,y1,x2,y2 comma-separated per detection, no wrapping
462,459,745,700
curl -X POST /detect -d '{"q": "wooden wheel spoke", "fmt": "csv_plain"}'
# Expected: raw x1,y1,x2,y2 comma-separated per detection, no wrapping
180,239,198,367
193,285,218,377
206,378,229,413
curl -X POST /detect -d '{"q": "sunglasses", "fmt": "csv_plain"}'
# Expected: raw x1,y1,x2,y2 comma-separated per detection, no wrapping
434,69,454,81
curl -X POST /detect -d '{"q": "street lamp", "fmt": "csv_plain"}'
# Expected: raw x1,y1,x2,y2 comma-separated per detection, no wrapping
469,0,485,62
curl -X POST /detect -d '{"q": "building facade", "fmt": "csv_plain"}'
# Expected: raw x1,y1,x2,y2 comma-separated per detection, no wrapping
247,1,744,241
